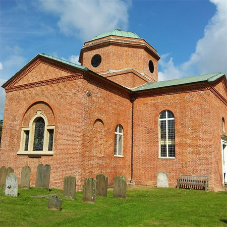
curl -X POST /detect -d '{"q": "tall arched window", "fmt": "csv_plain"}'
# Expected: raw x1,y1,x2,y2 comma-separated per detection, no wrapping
159,110,175,158
114,125,123,156
33,118,45,151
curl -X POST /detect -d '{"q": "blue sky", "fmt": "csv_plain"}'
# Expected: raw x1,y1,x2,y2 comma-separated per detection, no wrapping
0,0,227,119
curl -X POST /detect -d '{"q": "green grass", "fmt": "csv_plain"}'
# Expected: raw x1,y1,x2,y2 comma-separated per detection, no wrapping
0,186,226,227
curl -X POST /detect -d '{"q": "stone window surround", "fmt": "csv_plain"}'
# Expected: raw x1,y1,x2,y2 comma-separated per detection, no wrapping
17,110,55,156
114,124,123,157
159,110,175,159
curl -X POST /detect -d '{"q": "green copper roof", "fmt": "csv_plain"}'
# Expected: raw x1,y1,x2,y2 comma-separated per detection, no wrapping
132,73,226,91
91,29,140,41
39,53,88,71
2,53,88,88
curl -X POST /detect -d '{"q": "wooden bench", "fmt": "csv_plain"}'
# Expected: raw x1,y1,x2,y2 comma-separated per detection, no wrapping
177,174,209,191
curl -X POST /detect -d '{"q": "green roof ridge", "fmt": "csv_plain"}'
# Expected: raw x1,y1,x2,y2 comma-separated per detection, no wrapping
39,53,88,71
132,72,225,91
91,29,140,41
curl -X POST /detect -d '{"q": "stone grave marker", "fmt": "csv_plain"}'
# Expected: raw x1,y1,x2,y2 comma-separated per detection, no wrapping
47,196,62,211
0,166,14,187
96,174,108,197
113,175,127,199
157,172,169,188
63,176,76,200
5,173,18,197
83,178,96,203
21,166,31,189
35,164,51,190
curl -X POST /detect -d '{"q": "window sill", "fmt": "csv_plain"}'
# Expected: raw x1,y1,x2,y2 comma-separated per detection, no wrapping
17,151,54,156
114,155,124,158
158,157,175,159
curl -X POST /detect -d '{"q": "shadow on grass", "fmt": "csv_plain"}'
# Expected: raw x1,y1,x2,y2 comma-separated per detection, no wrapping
220,219,227,224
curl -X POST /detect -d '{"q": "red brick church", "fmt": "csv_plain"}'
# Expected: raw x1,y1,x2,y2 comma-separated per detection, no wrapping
1,29,227,191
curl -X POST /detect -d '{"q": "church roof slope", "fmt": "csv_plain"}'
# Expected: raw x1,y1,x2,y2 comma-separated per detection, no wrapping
2,53,88,88
132,72,226,92
91,29,140,41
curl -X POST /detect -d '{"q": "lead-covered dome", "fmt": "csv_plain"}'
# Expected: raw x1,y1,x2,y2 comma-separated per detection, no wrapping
91,29,140,41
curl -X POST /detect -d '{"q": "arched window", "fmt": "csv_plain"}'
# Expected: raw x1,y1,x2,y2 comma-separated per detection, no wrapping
159,110,175,158
222,118,225,133
114,125,123,156
18,110,55,155
33,118,45,151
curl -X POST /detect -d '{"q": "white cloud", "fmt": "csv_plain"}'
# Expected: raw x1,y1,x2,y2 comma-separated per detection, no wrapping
159,0,227,81
69,55,80,65
37,0,131,41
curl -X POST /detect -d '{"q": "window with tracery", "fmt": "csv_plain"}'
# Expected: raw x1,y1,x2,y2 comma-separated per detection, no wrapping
114,125,123,156
18,110,55,155
159,110,175,158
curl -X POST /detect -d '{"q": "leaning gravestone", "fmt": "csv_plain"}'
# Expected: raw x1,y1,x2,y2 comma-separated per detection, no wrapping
157,172,169,188
0,166,14,187
35,164,51,190
113,175,127,199
48,196,62,211
21,166,31,189
5,173,18,197
83,178,96,203
96,174,108,197
63,176,76,200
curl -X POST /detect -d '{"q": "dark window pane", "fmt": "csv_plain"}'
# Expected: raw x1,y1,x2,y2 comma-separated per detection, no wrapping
24,131,29,151
161,145,167,157
168,120,175,140
159,111,166,119
33,118,45,151
168,145,175,157
167,111,174,118
48,129,54,151
148,60,154,73
91,54,101,67
160,121,166,139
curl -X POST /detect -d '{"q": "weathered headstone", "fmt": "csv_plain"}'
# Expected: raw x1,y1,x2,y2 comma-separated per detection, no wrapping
48,196,62,211
0,166,14,187
113,175,127,199
21,166,31,189
35,164,51,190
5,173,18,197
83,178,96,203
157,172,169,188
63,176,76,200
96,174,108,197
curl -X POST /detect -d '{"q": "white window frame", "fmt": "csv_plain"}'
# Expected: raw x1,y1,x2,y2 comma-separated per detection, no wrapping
17,110,55,156
159,110,175,158
114,124,123,157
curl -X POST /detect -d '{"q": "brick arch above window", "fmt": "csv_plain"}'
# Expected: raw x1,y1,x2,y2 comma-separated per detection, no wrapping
17,110,55,156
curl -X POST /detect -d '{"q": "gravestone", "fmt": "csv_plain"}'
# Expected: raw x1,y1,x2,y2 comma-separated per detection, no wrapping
35,164,51,190
157,172,169,188
83,178,96,203
113,175,127,199
48,196,62,211
96,174,108,197
0,166,14,187
5,173,18,197
63,176,76,200
21,166,31,189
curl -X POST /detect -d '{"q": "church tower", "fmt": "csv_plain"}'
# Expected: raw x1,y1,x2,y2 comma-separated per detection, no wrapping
79,29,160,88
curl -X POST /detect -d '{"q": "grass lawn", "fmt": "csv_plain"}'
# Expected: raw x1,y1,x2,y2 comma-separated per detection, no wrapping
0,186,226,227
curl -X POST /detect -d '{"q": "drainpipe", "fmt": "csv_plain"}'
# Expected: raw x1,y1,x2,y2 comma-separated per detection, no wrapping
130,95,136,183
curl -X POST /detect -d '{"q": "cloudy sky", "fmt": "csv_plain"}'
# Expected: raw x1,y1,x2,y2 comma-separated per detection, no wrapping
0,0,227,119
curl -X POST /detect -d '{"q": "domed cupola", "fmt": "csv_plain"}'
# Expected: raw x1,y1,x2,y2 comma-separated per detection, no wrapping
79,29,160,88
